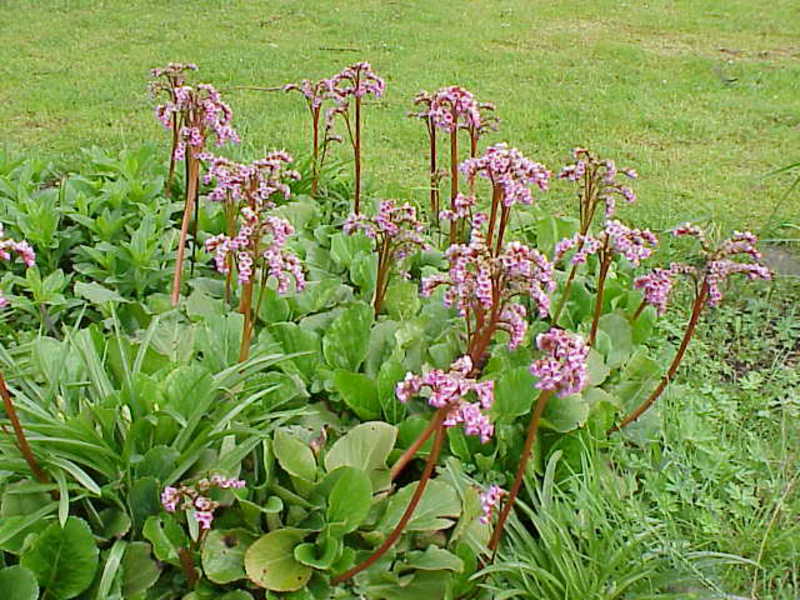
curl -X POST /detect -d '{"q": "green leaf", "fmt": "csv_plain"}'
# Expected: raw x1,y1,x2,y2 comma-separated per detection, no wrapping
586,348,610,386
377,360,407,424
632,304,657,345
20,517,99,600
327,467,372,533
129,477,161,531
322,302,373,371
121,541,160,597
597,313,633,369
273,430,317,482
404,546,464,572
541,393,590,432
324,422,397,490
330,232,373,268
613,349,663,411
0,565,39,600
491,367,535,421
97,508,131,541
142,515,187,565
363,570,449,599
201,529,257,585
293,535,342,570
74,281,129,305
350,251,377,296
378,480,461,533
245,529,312,592
364,320,400,378
384,280,421,320
333,370,380,420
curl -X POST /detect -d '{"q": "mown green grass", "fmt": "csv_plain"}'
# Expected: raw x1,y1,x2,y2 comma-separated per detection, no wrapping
1,0,799,232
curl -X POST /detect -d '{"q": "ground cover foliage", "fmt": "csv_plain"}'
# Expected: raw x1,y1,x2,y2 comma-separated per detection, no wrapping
0,10,798,600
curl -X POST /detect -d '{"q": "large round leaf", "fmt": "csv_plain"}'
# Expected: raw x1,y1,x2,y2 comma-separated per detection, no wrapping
0,565,39,600
20,517,99,600
245,529,311,592
202,528,257,584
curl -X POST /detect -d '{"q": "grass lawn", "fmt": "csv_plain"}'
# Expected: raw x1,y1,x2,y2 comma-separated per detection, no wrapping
2,0,799,232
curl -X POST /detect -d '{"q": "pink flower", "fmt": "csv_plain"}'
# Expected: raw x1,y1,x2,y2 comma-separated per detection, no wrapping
460,143,551,206
558,148,639,218
429,86,481,133
634,267,676,315
396,356,495,442
479,484,506,524
604,220,658,266
0,224,35,309
530,329,589,398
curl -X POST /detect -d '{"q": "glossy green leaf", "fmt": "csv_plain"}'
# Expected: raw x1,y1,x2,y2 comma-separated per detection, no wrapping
273,429,317,482
201,529,257,585
404,546,464,572
327,466,372,533
333,370,380,420
491,366,536,421
324,421,397,490
245,529,312,592
0,565,39,600
384,280,421,320
322,302,372,371
378,480,461,533
20,517,99,600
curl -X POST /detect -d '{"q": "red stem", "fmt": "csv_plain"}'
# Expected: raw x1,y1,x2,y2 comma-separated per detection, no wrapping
389,407,445,481
448,127,459,244
312,108,320,198
354,96,362,215
333,417,446,584
588,253,612,346
0,372,49,485
488,389,553,554
171,152,199,306
610,280,709,432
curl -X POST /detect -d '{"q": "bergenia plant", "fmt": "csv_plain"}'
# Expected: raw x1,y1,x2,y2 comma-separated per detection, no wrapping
0,226,44,485
327,62,385,214
488,328,589,552
148,62,198,192
151,66,239,306
333,355,494,583
283,77,341,197
611,226,771,432
343,200,428,314
555,219,659,345
202,151,304,361
161,475,246,586
408,91,444,229
428,86,482,243
551,148,639,322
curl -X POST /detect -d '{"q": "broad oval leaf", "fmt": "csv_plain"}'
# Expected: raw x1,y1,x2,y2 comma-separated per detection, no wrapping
20,517,99,600
326,466,372,533
245,529,311,592
273,429,317,481
0,565,39,600
201,528,257,584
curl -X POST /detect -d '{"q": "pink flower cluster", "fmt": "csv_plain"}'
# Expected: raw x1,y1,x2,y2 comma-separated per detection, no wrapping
429,86,482,133
283,78,333,111
633,266,679,315
479,484,506,524
201,151,300,205
553,233,602,265
0,224,35,308
154,83,239,160
149,62,197,87
424,225,554,313
460,143,550,206
330,62,385,99
672,225,771,306
529,328,589,398
604,220,658,266
343,200,429,260
558,148,638,218
206,210,304,292
161,475,245,530
422,226,555,348
396,356,495,443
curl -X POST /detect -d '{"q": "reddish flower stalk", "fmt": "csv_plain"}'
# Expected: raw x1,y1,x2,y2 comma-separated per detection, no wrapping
1,373,49,485
284,79,339,197
611,226,771,431
202,152,304,361
152,77,239,306
328,63,385,215
333,411,446,584
344,201,428,314
487,388,551,554
551,149,638,323
489,329,588,554
409,92,441,229
149,62,198,194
